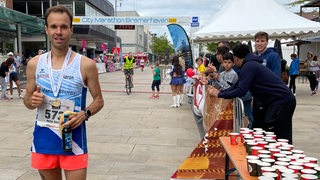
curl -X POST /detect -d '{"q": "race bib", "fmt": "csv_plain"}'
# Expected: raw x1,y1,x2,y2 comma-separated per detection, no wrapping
37,95,74,130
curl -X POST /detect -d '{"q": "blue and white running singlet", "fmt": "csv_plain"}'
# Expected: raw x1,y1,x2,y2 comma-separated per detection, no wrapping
33,51,88,155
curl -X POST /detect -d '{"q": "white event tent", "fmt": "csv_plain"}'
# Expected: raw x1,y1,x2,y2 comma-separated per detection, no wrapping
193,0,320,42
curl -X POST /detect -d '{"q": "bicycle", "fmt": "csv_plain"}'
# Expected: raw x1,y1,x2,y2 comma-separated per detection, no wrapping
125,70,133,95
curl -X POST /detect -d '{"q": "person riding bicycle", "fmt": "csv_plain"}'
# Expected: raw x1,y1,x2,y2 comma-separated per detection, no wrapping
122,52,135,87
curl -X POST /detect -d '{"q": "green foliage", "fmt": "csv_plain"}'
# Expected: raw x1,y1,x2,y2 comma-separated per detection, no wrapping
289,0,311,6
151,33,174,55
206,42,217,52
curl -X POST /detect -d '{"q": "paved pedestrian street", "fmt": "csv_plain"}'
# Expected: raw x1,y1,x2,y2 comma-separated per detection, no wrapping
0,66,319,180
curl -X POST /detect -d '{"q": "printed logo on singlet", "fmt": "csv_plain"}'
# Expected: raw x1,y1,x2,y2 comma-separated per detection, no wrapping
63,75,75,80
37,68,49,79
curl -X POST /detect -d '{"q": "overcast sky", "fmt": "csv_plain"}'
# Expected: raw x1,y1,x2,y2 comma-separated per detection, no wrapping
111,0,301,36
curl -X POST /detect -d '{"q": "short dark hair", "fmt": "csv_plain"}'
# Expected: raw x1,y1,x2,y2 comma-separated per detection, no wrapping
313,55,318,61
217,46,230,55
254,31,269,41
223,52,234,63
217,41,230,48
172,56,182,75
5,58,14,66
45,5,73,27
290,53,297,58
232,44,250,59
196,57,203,63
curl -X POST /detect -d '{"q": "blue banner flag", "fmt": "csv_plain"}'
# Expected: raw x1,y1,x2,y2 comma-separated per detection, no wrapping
167,24,193,70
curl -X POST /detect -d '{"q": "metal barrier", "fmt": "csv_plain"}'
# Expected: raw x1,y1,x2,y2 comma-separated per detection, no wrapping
159,65,171,82
233,97,245,133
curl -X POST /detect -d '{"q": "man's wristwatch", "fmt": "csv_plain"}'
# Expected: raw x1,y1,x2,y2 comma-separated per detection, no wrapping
84,108,92,120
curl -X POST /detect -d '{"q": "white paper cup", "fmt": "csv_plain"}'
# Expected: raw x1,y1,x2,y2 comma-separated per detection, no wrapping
291,149,304,154
300,174,318,180
304,157,318,164
301,169,317,175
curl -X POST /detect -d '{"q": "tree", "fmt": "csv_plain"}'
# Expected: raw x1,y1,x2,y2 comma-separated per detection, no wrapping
206,42,218,53
151,33,174,64
289,0,311,6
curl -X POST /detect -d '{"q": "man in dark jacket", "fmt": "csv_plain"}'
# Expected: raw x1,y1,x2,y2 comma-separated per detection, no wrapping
209,44,296,144
253,31,282,131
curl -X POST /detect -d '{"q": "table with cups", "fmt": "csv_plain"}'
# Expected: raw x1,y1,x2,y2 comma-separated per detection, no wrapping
220,128,320,180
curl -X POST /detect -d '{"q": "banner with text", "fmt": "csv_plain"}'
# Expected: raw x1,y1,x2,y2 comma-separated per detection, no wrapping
73,16,191,26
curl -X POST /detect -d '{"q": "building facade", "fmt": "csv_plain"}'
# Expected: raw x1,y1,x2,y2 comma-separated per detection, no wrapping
1,0,152,62
13,0,121,59
116,11,149,55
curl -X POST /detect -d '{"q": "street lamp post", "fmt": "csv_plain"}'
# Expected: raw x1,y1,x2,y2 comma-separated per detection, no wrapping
151,33,157,65
114,0,123,51
114,0,117,50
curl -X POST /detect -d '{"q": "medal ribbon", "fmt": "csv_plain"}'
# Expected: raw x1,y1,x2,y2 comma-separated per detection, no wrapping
48,48,72,98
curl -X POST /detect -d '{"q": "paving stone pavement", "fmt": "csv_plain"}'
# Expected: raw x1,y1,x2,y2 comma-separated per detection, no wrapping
0,66,319,180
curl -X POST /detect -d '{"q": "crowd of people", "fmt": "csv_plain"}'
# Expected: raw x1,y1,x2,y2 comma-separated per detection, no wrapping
158,31,316,143
176,31,302,144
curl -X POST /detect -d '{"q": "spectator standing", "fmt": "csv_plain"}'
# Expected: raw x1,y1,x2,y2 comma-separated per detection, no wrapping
253,31,282,129
23,6,104,179
304,52,314,93
196,57,206,74
217,52,238,90
170,56,185,108
95,55,102,63
310,55,320,95
8,52,23,99
208,44,296,144
0,58,15,100
205,46,230,78
13,52,22,70
149,62,161,98
208,41,230,70
281,59,289,84
9,62,22,99
289,53,300,95
207,52,238,89
304,52,320,95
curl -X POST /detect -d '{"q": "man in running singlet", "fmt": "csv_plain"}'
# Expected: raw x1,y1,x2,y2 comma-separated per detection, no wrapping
23,6,104,179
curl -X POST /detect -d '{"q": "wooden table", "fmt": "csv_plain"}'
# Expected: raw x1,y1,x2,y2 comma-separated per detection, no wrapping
219,137,258,180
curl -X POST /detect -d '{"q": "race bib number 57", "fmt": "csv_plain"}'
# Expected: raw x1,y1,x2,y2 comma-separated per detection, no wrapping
37,95,74,130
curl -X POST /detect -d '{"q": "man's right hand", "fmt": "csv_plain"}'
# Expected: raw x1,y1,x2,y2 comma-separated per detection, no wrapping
31,86,45,108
